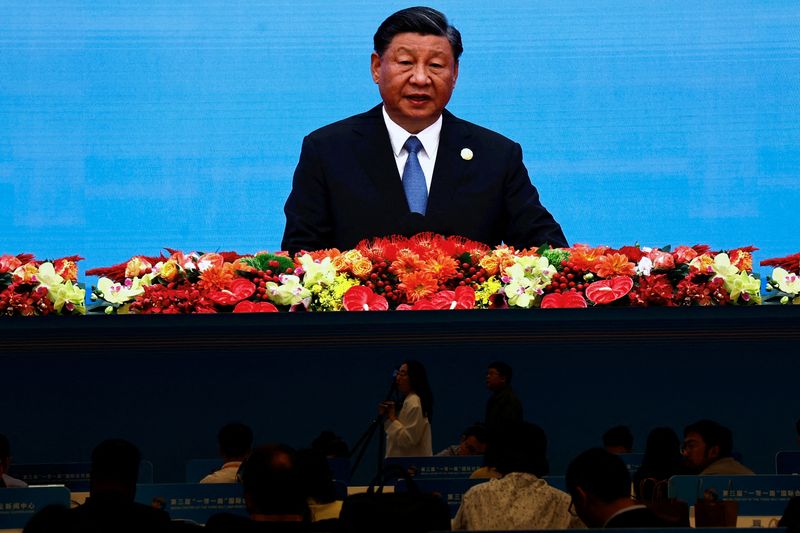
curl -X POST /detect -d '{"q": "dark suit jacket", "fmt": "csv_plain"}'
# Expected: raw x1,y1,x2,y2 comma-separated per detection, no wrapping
281,105,568,254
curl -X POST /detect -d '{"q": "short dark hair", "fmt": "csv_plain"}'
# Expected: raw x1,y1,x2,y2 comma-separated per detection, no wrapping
90,439,140,486
488,361,513,384
603,425,634,451
566,448,631,503
374,7,463,61
239,443,307,516
685,419,733,457
462,424,489,443
218,422,253,459
487,422,549,477
311,430,349,458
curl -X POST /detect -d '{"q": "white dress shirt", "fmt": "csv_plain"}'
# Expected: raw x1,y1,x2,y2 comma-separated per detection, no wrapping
382,106,442,194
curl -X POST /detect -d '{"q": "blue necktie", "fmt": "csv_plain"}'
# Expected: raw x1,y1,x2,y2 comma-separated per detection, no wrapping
402,136,427,215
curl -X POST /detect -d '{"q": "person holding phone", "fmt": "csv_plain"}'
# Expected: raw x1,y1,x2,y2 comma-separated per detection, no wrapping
378,360,433,457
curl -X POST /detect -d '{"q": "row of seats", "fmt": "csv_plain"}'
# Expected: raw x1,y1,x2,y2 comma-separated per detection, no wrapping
4,453,800,529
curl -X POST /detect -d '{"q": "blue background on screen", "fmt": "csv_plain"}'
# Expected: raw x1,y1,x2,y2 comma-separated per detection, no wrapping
1,1,798,276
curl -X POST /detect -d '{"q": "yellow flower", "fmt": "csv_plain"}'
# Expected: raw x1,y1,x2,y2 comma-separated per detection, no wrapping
125,256,152,278
48,281,86,314
726,271,761,304
351,258,373,279
158,260,180,282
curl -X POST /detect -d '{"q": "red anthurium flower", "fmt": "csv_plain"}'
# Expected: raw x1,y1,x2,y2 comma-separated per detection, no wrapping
207,278,256,306
585,276,634,304
429,286,476,310
343,286,389,311
540,292,587,308
233,300,278,313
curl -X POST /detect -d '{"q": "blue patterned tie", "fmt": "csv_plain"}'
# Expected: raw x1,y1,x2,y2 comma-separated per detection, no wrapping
402,136,427,215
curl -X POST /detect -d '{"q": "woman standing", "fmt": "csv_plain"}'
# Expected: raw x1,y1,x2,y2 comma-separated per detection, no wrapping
378,361,433,457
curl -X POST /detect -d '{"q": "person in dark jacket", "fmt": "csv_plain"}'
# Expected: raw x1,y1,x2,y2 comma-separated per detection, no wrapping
566,448,679,528
485,361,523,433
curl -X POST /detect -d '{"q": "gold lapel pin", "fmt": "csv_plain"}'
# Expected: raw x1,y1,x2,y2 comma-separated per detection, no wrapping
460,148,473,161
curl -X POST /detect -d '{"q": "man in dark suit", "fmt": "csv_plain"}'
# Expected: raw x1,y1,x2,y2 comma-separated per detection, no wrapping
566,448,681,528
281,7,568,255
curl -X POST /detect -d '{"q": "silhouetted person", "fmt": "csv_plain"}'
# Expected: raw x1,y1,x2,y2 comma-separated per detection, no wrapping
26,439,171,533
205,443,312,532
633,427,686,499
436,424,489,456
566,447,679,528
603,425,634,454
0,432,27,487
780,496,800,533
484,361,522,433
682,419,754,474
295,448,342,528
201,422,254,484
311,431,349,458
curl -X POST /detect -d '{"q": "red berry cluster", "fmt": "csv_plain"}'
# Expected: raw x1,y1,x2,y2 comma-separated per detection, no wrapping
362,261,402,304
244,260,295,302
447,262,489,289
544,261,588,294
130,283,215,314
0,284,54,316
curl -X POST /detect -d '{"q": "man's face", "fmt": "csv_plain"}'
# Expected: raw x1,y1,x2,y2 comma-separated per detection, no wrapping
682,431,718,472
486,368,506,392
457,435,487,456
371,32,458,134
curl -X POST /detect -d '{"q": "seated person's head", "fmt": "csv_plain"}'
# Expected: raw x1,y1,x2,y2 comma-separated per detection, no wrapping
486,361,512,392
90,439,141,499
458,424,489,456
682,419,733,473
239,443,307,519
218,422,253,462
603,425,634,454
566,447,631,527
311,430,349,458
295,448,337,504
486,422,548,477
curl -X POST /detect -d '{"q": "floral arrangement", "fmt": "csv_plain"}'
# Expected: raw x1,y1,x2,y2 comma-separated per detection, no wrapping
84,234,763,314
0,254,86,316
761,252,800,305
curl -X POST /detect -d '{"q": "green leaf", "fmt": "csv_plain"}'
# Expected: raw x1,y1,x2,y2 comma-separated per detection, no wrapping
241,253,294,274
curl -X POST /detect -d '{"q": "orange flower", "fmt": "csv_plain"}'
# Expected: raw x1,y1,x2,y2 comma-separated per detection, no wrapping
125,256,152,278
689,254,715,274
331,255,350,272
570,245,609,271
391,251,426,276
307,248,341,262
422,253,458,282
398,270,439,303
593,253,636,278
729,249,753,271
479,254,501,276
198,263,235,291
351,258,374,279
54,259,78,282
